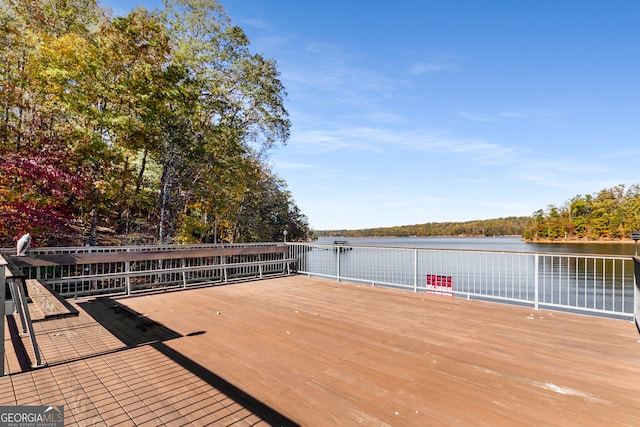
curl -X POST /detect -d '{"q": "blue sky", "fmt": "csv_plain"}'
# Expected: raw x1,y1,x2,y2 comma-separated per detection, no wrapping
100,0,640,230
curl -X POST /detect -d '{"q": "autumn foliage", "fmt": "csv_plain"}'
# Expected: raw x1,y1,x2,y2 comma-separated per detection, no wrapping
0,149,86,247
0,0,310,247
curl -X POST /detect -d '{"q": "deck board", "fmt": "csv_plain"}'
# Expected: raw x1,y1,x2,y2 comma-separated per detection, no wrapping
2,275,640,426
120,276,640,426
24,279,79,321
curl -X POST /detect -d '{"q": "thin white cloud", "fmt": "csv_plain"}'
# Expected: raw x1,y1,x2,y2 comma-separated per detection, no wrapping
457,112,495,122
499,111,527,119
288,128,376,152
410,55,458,75
233,14,299,50
285,121,616,206
457,109,562,122
290,125,522,165
282,50,399,106
241,18,271,30
516,159,609,190
457,110,529,122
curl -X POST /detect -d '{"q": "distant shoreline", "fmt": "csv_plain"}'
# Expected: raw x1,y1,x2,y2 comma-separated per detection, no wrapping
526,238,635,244
322,235,638,244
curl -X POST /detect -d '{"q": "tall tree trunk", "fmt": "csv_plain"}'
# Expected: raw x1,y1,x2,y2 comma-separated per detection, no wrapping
158,142,175,244
89,188,98,245
135,148,147,194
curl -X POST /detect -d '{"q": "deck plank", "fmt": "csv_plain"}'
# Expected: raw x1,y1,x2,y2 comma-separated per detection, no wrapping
120,276,640,426
2,275,640,426
25,279,79,321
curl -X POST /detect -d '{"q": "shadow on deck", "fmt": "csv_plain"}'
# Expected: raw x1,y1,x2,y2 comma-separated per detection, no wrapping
79,297,298,426
2,291,298,426
2,275,640,426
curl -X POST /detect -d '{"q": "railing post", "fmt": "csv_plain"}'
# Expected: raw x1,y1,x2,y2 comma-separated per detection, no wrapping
10,281,28,335
125,260,131,296
534,253,539,310
125,248,131,296
283,247,290,275
634,257,640,331
414,249,418,293
10,278,44,368
1,258,5,377
181,258,187,288
337,247,341,282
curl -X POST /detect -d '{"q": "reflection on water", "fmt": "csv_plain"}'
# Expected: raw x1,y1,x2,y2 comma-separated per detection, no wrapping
300,236,636,316
316,236,636,257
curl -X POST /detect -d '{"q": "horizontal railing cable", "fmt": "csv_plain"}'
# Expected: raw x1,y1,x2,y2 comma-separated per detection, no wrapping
288,242,634,319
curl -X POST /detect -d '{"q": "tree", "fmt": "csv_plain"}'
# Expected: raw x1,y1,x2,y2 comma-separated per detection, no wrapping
150,0,291,243
0,149,85,246
0,0,100,245
524,184,640,241
0,0,297,246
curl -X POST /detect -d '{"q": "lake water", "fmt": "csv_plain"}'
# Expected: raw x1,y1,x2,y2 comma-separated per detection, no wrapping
316,236,637,257
304,236,636,315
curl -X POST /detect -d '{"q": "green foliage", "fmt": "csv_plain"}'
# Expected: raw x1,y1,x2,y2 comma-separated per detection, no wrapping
320,217,530,238
522,184,640,241
321,185,640,242
0,0,309,246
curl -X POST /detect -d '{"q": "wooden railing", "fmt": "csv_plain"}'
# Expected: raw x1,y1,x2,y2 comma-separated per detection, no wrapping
8,244,296,298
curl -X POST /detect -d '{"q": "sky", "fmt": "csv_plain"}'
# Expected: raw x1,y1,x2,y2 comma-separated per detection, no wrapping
99,0,640,230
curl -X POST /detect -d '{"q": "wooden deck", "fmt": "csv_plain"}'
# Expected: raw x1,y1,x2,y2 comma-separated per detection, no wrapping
25,279,79,321
3,275,640,426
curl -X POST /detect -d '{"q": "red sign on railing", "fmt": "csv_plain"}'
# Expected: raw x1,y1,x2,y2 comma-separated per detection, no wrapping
426,274,453,297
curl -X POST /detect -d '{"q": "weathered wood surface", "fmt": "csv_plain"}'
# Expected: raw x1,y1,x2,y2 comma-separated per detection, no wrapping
118,276,640,426
24,279,78,321
1,255,25,278
9,245,288,267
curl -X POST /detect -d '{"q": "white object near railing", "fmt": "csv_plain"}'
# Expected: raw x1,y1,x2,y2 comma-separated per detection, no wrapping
288,243,635,319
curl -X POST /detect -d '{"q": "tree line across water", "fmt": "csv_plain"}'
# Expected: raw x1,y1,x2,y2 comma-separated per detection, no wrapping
523,184,640,241
319,217,529,239
319,184,640,242
0,0,311,247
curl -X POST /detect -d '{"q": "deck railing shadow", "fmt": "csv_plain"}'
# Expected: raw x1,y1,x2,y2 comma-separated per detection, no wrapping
78,296,299,426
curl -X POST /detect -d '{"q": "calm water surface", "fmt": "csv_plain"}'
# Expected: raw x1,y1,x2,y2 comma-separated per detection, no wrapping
316,236,636,257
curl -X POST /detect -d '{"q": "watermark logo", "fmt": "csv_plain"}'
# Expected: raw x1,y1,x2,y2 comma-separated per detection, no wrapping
0,406,64,427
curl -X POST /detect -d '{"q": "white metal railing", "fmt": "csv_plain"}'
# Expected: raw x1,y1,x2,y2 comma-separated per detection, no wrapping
288,242,635,319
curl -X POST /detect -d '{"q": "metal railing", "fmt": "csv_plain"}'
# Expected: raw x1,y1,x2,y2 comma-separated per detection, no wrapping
8,243,294,298
288,242,635,319
2,241,634,318
1,255,45,377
